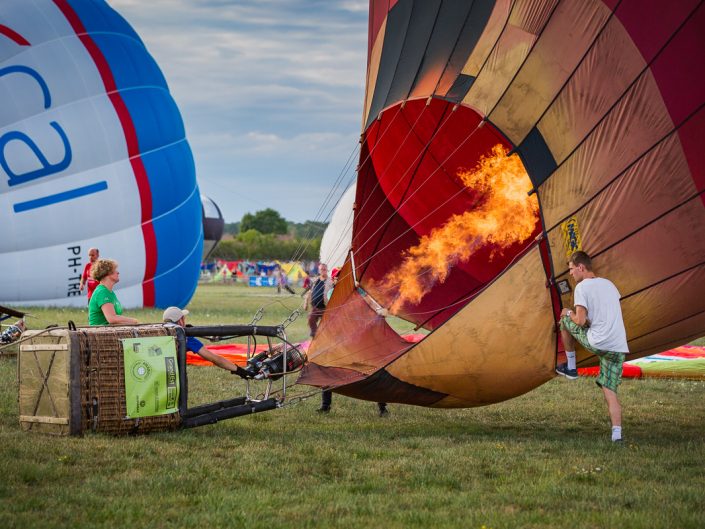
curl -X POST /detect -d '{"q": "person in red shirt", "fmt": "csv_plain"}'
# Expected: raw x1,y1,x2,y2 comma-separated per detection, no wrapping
79,247,100,300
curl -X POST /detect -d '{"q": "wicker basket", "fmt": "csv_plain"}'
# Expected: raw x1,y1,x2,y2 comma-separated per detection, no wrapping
18,324,185,436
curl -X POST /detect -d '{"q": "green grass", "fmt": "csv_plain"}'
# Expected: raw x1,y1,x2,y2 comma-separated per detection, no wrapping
1,284,704,529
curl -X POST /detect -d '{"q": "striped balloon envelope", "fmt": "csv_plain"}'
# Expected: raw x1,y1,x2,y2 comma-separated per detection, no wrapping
0,0,202,308
299,0,705,407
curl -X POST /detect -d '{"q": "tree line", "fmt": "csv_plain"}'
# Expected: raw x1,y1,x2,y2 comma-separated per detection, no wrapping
213,208,325,260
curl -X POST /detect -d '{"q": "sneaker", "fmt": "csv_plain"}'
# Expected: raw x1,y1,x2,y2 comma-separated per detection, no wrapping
555,363,578,380
317,407,330,414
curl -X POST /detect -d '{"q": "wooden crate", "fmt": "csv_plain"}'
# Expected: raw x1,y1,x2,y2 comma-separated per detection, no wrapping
18,325,185,436
18,329,80,435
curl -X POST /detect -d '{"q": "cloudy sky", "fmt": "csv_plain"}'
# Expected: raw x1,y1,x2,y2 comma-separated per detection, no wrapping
110,0,369,223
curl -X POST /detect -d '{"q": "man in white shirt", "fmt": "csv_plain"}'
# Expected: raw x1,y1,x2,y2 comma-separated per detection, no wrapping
556,251,629,442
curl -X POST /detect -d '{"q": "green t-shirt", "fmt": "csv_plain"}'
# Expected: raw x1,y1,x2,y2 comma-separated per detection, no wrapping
88,284,123,326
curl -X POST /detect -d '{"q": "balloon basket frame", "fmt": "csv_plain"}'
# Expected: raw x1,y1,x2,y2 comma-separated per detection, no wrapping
17,324,291,436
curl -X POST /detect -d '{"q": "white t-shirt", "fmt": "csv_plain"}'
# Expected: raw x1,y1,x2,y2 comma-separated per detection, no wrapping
574,277,629,353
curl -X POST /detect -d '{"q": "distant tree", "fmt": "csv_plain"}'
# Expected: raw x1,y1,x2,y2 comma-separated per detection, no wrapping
240,208,288,235
287,220,328,238
211,229,320,260
223,222,240,235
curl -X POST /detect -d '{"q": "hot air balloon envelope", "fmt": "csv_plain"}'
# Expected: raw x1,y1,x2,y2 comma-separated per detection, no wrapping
0,0,202,308
299,0,705,407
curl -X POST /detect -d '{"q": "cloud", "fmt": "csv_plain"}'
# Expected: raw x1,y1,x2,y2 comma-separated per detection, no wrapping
109,0,369,222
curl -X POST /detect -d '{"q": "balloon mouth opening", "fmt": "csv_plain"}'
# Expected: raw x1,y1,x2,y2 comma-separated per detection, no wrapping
354,98,542,330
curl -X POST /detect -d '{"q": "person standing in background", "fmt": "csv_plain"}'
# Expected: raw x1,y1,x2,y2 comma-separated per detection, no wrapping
79,247,100,300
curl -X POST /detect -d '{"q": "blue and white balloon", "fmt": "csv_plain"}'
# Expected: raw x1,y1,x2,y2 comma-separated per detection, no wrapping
0,0,202,308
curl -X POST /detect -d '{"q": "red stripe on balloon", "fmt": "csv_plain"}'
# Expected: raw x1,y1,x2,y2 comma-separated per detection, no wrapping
53,0,157,306
0,24,30,46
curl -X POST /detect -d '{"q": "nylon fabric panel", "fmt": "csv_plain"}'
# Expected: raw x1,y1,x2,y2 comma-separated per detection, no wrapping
300,261,411,381
539,71,674,229
615,0,700,63
678,104,705,205
434,0,497,99
364,0,413,130
460,0,512,77
620,264,705,355
363,18,386,128
646,4,705,129
333,368,447,406
546,125,698,272
408,0,495,100
353,140,420,287
575,199,705,302
536,16,645,165
1,103,141,251
297,362,368,389
370,101,467,235
490,0,612,145
0,226,146,306
382,0,441,109
462,0,557,116
626,311,705,360
385,246,555,407
368,0,393,60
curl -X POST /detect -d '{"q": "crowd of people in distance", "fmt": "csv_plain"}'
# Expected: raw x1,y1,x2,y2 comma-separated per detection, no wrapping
201,259,319,294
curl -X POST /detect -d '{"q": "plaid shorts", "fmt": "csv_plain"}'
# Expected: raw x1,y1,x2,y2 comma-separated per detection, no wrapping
561,316,625,392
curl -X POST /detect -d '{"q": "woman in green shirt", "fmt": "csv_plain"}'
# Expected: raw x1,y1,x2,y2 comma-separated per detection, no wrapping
88,259,139,326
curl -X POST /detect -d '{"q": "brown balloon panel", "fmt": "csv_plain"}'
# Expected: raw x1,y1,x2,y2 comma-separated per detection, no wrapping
300,0,705,407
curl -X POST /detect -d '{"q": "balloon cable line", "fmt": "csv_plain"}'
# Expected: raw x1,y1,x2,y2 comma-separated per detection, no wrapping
288,104,409,264
353,98,448,237
322,106,430,264
312,244,539,377
348,99,459,262
348,0,560,281
310,0,526,321
199,176,271,211
307,138,505,326
300,112,502,325
354,102,459,280
317,105,420,265
290,141,359,247
338,0,554,301
286,142,361,264
286,103,410,268
353,115,485,284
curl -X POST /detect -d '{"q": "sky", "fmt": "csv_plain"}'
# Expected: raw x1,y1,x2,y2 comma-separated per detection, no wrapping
110,0,369,223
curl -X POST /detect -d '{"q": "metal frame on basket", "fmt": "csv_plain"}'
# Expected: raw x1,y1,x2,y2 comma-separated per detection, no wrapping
179,324,297,429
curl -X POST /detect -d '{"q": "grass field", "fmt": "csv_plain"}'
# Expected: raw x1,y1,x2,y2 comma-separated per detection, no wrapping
1,284,704,529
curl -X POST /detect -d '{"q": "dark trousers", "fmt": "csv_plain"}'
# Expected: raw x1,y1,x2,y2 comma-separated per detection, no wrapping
308,307,325,337
321,390,332,408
